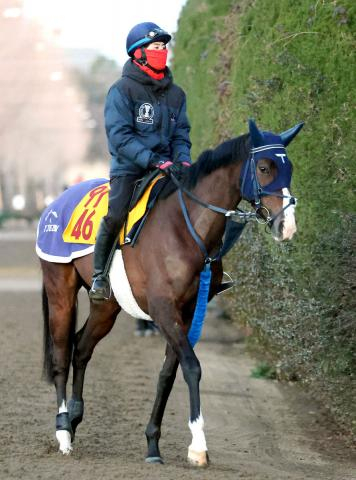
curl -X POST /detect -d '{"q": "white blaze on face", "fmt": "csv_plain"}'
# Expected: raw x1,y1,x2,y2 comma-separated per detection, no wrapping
282,188,297,240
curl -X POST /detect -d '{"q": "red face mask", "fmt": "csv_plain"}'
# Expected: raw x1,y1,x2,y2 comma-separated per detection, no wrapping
134,47,167,71
145,48,168,71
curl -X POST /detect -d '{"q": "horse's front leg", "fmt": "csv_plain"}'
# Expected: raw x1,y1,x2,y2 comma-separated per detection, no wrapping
70,299,120,438
149,298,208,467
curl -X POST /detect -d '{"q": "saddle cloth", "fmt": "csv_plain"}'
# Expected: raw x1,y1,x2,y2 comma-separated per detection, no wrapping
36,176,163,263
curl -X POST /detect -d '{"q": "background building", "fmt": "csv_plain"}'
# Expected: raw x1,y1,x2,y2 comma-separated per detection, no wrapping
0,0,92,213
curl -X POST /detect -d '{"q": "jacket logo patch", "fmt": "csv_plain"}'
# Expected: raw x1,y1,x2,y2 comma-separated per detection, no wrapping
137,103,154,124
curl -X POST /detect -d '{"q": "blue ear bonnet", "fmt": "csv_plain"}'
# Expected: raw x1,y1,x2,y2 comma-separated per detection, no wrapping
240,120,303,202
240,132,292,201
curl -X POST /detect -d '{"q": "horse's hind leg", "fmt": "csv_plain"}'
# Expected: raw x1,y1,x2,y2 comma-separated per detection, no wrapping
69,299,120,436
145,343,179,463
41,260,80,454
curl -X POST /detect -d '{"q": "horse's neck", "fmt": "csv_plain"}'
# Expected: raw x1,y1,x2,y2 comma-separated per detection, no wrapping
189,165,241,250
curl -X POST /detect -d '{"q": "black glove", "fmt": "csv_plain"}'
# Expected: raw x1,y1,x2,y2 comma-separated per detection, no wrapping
150,157,190,179
168,162,185,178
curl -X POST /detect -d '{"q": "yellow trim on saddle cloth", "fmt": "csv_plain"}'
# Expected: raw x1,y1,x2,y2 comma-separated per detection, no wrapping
119,174,163,245
62,176,163,246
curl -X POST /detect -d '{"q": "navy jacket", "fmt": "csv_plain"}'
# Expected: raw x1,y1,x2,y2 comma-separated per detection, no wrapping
105,60,192,177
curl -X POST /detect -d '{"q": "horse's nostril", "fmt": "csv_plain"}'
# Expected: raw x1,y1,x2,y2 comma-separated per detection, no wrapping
278,220,284,236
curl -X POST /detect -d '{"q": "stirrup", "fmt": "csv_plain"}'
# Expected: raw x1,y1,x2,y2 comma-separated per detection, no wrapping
89,276,111,301
216,272,235,295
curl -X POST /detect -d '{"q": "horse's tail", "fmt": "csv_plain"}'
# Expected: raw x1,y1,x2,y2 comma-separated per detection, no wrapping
42,284,53,382
42,284,77,384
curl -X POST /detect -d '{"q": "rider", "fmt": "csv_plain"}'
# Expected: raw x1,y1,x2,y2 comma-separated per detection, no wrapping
89,22,192,301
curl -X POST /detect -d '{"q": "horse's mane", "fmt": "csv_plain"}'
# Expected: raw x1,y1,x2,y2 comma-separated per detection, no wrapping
161,133,250,198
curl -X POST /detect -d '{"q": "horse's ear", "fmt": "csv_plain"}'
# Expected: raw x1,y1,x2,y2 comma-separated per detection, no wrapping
280,122,304,147
248,119,264,148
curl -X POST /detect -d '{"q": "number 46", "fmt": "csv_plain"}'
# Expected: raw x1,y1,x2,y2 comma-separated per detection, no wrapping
71,209,95,240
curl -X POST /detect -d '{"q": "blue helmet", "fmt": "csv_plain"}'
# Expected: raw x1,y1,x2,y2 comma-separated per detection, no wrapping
126,22,171,55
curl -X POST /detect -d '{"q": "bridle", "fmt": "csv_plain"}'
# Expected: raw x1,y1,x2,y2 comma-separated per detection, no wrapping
171,151,297,229
241,152,297,228
168,151,297,263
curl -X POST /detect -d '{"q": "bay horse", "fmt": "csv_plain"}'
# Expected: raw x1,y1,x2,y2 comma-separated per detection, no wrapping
38,120,303,465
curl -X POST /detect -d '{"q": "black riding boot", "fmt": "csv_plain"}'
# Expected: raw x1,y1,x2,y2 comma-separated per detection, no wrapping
88,221,119,302
89,175,138,301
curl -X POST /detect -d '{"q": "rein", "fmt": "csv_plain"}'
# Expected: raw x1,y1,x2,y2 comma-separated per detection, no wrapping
170,150,297,262
170,149,297,348
170,172,255,265
171,171,247,348
170,173,260,226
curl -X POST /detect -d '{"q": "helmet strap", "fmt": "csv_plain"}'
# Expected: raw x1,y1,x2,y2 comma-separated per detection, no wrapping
134,47,148,66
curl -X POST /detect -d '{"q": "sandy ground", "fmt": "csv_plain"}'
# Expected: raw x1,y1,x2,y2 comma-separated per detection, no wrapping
0,226,356,480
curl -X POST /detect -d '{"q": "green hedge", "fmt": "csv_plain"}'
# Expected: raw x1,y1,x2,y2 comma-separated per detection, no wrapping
173,0,356,431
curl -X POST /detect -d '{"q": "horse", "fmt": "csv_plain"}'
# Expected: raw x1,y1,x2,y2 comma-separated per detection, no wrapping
38,119,303,466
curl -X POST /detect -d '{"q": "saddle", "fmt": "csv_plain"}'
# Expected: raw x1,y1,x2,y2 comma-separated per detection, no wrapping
60,172,167,248
129,169,163,209
120,170,167,245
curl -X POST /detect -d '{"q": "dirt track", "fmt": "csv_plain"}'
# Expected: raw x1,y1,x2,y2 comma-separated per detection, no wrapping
1,227,356,480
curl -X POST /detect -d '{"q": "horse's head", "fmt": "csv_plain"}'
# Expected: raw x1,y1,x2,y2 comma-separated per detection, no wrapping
240,119,303,242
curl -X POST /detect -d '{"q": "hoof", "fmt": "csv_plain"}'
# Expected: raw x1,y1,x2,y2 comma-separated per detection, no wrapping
59,446,73,456
56,430,72,456
145,456,164,464
187,448,209,467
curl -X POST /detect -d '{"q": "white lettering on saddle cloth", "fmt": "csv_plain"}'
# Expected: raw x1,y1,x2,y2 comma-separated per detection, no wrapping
44,224,59,232
44,209,59,233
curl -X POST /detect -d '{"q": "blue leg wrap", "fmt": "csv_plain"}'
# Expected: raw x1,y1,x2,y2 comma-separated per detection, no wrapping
56,412,72,434
188,264,212,348
68,399,84,439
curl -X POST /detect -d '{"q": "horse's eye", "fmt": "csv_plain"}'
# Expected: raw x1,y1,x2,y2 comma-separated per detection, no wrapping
259,166,268,174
